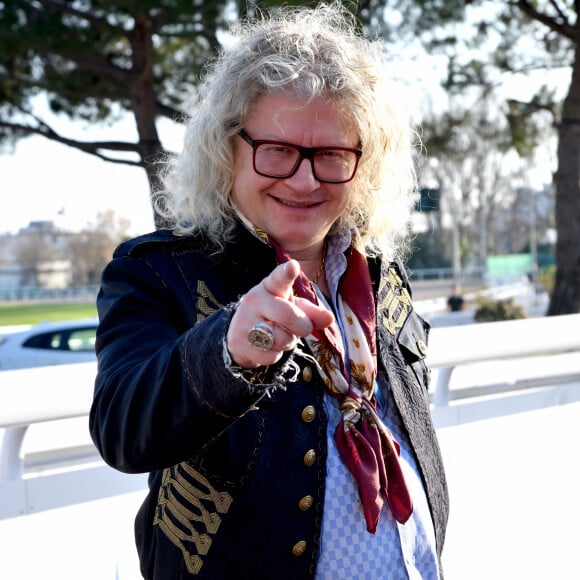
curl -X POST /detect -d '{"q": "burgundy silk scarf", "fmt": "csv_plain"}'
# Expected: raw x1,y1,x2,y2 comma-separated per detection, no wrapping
271,241,413,533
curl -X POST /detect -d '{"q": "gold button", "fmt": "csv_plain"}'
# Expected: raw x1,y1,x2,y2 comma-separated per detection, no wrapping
292,540,307,557
303,449,316,466
301,405,316,423
416,339,428,356
302,366,313,382
298,495,313,511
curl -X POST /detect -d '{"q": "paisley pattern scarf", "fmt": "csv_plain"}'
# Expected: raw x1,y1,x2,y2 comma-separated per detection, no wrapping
271,239,413,534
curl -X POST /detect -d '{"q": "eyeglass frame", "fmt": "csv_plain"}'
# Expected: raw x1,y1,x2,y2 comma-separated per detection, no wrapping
238,129,362,184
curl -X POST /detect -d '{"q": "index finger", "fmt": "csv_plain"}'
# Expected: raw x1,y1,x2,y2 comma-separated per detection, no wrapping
262,260,300,299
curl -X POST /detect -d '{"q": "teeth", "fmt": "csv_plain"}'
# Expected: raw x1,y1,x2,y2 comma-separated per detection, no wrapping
278,199,313,208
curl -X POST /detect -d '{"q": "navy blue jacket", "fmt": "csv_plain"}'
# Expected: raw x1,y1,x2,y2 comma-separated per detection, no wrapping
89,224,448,579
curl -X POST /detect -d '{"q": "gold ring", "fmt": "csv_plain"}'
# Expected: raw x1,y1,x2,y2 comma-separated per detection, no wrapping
247,322,275,350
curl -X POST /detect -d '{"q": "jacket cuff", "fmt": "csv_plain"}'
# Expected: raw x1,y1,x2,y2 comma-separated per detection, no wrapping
221,302,300,394
181,303,299,418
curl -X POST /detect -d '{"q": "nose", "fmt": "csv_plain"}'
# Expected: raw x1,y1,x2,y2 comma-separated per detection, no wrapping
286,157,320,190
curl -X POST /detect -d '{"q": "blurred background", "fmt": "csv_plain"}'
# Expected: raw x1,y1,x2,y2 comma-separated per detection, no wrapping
0,0,577,318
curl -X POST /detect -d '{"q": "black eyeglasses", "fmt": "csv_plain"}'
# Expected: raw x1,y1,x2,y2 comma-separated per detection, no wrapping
238,129,362,184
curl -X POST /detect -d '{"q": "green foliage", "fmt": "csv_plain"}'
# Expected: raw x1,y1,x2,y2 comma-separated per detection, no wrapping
0,0,233,166
0,0,331,131
474,297,526,323
506,86,560,157
1,1,570,168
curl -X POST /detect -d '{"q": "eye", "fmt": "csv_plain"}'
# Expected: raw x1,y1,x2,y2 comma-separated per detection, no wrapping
260,143,296,156
317,149,350,162
320,150,341,158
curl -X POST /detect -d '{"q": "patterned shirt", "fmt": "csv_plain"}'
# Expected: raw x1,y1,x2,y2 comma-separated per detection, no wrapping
314,230,440,579
315,388,440,579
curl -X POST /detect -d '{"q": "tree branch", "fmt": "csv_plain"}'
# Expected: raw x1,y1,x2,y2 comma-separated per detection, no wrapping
515,0,576,41
0,119,144,166
22,2,137,83
155,100,183,122
548,0,571,25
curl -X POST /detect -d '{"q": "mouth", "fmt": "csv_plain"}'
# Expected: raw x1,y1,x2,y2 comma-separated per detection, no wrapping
271,195,321,208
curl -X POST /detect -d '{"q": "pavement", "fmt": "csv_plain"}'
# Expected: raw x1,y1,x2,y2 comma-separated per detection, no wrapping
438,401,580,580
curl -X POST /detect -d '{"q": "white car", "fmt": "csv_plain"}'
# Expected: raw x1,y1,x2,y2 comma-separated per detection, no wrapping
0,318,98,370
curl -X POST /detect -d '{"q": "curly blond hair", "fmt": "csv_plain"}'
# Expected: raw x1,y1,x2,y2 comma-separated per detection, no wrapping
155,2,417,260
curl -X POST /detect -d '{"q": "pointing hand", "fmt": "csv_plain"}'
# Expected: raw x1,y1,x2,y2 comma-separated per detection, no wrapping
227,260,334,368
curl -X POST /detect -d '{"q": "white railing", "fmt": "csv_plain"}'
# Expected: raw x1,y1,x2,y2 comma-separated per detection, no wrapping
428,313,580,427
0,362,147,519
1,313,580,520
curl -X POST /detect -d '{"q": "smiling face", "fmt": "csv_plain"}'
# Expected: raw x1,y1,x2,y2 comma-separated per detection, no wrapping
230,93,358,259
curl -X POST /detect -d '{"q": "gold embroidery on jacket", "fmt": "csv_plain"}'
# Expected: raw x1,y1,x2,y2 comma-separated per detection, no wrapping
154,462,233,575
378,268,412,336
196,280,223,323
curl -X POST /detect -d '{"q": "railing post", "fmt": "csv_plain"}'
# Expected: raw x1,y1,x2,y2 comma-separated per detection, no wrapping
433,366,454,407
0,426,28,482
